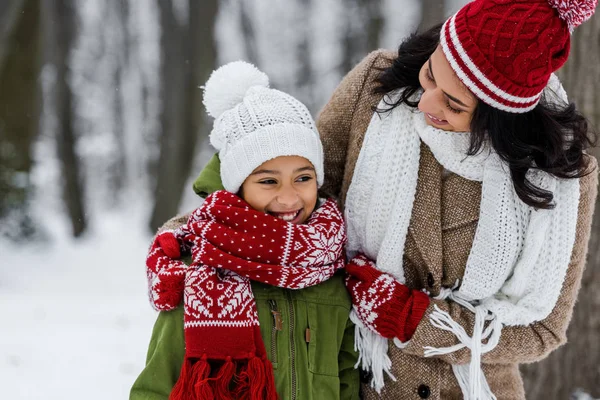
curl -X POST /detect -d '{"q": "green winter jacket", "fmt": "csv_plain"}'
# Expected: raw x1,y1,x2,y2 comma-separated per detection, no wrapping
130,155,360,400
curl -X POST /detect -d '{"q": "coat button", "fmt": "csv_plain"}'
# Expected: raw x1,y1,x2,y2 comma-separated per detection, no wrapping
360,369,372,384
427,272,435,288
418,384,431,398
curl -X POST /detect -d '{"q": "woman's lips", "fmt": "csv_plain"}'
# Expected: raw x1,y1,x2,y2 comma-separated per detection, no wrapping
425,112,449,126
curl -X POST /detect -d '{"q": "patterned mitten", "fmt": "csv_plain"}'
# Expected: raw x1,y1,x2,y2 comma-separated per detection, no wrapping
146,231,187,311
345,254,430,342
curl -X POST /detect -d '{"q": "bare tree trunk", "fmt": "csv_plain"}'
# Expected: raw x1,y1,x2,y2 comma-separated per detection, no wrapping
183,0,217,189
149,0,218,232
341,0,383,75
364,0,383,53
0,0,27,72
150,0,186,231
109,0,130,202
0,0,42,240
239,0,258,65
46,0,86,237
295,0,314,111
419,0,445,32
520,11,600,399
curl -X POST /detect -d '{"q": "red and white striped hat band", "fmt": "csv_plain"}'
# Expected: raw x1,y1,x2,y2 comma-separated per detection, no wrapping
440,13,543,114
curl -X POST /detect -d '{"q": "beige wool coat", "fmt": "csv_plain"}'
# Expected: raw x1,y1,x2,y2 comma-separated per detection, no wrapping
317,49,598,400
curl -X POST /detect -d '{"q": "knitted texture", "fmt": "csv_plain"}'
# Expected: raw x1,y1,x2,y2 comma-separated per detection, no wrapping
440,0,597,112
345,255,429,342
344,79,580,397
202,61,324,193
146,191,346,399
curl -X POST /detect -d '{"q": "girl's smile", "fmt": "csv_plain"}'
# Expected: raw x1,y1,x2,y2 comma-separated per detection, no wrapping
240,155,318,225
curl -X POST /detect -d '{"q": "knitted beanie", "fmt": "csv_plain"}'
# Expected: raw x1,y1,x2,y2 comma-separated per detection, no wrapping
202,61,324,193
440,0,597,113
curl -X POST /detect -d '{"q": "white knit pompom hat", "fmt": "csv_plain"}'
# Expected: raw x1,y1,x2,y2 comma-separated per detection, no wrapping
203,61,324,193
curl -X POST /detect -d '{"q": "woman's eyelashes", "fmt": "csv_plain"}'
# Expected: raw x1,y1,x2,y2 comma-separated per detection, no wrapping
445,102,463,114
424,67,463,115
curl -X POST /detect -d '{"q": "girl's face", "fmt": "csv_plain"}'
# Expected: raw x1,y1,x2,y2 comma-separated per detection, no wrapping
418,45,477,132
240,156,318,225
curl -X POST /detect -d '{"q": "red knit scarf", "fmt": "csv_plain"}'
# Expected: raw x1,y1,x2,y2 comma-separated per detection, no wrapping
146,190,347,400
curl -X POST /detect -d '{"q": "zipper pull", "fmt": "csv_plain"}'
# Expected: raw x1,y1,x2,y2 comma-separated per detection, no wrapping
268,300,283,331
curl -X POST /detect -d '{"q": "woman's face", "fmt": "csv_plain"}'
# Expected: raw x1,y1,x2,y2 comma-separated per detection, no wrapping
418,45,477,132
240,156,318,225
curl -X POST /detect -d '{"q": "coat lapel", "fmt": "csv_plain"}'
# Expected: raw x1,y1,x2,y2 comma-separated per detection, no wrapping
408,143,443,275
441,173,482,231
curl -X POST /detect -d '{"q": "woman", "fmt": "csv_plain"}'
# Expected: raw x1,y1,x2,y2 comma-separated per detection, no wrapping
324,0,598,399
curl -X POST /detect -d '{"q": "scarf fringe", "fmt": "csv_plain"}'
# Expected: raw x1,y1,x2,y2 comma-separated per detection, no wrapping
170,355,277,400
424,301,502,400
170,355,213,400
350,310,396,393
214,357,235,400
452,364,496,400
235,355,277,400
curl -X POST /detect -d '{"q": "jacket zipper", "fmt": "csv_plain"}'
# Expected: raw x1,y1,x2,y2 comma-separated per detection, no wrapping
286,291,296,400
268,300,281,365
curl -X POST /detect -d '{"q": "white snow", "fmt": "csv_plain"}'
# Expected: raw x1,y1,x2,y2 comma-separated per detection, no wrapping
0,213,158,400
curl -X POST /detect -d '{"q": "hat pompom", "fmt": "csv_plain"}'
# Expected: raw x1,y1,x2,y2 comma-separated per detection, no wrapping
203,61,269,119
548,0,597,32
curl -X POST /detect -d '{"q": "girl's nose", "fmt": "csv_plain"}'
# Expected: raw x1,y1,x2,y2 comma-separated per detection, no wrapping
276,186,300,207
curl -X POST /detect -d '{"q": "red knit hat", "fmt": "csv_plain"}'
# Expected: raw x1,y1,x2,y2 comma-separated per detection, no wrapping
440,0,597,113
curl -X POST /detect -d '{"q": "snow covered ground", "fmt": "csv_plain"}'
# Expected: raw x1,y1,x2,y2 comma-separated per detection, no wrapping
0,213,158,400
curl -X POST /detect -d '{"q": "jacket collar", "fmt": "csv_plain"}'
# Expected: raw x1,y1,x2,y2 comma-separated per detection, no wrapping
408,144,443,274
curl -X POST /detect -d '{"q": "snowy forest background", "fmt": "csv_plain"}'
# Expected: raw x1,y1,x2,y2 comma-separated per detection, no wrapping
1,0,599,399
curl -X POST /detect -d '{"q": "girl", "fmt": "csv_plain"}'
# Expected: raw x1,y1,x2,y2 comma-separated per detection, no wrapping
130,62,359,400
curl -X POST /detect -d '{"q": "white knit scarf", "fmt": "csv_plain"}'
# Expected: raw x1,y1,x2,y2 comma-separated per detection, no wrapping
345,75,580,399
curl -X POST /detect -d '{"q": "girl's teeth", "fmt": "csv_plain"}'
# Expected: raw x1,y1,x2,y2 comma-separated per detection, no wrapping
275,211,298,221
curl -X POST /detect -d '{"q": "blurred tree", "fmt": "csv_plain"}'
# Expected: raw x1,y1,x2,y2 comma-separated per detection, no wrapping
150,0,218,232
46,0,87,237
520,10,600,399
240,0,258,65
0,0,42,240
341,0,383,76
296,0,314,111
109,0,130,201
419,0,445,32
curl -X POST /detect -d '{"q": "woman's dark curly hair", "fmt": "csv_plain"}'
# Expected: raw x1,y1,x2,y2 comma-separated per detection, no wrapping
374,23,597,209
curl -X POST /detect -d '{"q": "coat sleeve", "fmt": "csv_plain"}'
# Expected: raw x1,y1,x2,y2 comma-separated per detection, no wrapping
403,158,598,365
316,50,388,200
129,307,185,400
338,317,361,400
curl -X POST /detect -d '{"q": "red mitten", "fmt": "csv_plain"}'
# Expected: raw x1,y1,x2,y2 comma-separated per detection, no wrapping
146,231,186,311
155,231,181,259
345,254,430,342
